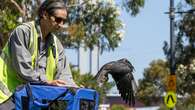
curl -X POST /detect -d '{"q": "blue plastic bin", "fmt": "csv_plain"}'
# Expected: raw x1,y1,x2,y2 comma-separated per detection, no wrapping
14,83,99,110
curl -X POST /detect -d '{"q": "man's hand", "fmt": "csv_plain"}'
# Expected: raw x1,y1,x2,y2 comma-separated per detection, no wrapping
46,80,66,86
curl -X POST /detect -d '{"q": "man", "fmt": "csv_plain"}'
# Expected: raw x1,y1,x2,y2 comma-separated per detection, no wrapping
0,0,77,109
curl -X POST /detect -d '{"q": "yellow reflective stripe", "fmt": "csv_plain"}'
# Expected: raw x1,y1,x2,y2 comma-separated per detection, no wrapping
46,46,55,81
0,55,12,103
53,36,58,67
0,90,9,103
45,36,58,81
32,22,38,69
22,21,38,69
0,52,23,94
24,21,58,81
0,81,12,96
29,21,38,69
0,21,38,103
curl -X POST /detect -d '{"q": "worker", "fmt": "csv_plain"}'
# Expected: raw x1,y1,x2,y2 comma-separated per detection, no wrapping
0,0,77,109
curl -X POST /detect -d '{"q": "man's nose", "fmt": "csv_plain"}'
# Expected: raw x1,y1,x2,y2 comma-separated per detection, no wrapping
58,23,64,28
58,20,65,27
57,24,66,31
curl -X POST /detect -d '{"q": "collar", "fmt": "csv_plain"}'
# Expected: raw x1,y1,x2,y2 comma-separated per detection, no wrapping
35,19,43,40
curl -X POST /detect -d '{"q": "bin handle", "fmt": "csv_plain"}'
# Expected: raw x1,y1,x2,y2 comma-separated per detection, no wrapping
33,100,49,107
26,83,69,108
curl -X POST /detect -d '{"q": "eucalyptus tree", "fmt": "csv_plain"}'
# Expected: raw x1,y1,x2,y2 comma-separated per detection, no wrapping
0,0,41,47
165,0,195,91
137,1,195,108
163,0,195,104
136,59,169,106
0,0,144,52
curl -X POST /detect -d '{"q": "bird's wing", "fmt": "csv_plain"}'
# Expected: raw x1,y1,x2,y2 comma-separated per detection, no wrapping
110,58,136,106
94,61,115,84
95,58,136,106
113,72,136,106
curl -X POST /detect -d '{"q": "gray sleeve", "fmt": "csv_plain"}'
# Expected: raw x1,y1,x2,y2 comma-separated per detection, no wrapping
55,39,77,86
9,25,43,82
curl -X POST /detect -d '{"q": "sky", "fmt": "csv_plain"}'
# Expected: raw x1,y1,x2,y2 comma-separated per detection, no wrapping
99,0,170,81
65,0,171,82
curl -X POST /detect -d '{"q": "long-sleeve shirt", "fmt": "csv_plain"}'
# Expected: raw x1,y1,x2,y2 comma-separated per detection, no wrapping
8,21,76,86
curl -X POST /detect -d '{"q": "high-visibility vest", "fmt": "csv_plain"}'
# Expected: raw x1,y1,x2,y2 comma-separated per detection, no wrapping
0,21,58,103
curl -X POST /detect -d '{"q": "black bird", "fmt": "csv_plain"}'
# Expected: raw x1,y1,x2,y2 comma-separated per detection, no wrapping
95,58,137,106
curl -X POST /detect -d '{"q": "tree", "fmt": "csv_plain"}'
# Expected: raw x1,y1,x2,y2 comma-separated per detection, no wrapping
0,0,41,47
163,0,195,106
136,0,195,108
136,59,169,106
0,0,145,52
163,0,195,72
136,59,195,109
136,60,195,106
62,1,123,52
63,0,144,52
122,0,145,16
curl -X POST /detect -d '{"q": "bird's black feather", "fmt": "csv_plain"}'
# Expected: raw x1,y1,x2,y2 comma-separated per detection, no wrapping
95,58,136,106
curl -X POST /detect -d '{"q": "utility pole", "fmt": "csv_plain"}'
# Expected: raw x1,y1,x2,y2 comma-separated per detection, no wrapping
165,2,195,109
170,0,176,76
166,0,177,110
164,0,177,110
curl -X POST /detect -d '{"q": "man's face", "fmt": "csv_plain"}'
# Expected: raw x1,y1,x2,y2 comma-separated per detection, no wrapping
46,8,67,32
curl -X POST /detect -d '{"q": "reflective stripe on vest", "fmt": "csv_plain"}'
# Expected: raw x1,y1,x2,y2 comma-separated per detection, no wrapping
46,35,58,81
0,21,58,103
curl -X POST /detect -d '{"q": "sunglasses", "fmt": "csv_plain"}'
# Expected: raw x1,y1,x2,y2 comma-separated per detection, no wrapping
50,15,67,24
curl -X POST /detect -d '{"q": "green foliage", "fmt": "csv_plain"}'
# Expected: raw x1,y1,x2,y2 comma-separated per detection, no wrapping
60,0,145,52
0,0,145,52
164,0,195,98
123,0,145,16
0,4,20,48
136,59,195,108
160,0,195,108
175,60,195,95
185,0,195,6
62,2,124,52
158,101,195,110
0,0,21,35
163,0,195,65
111,104,127,110
0,0,22,44
137,59,169,106
0,9,18,34
137,59,195,108
71,67,114,103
